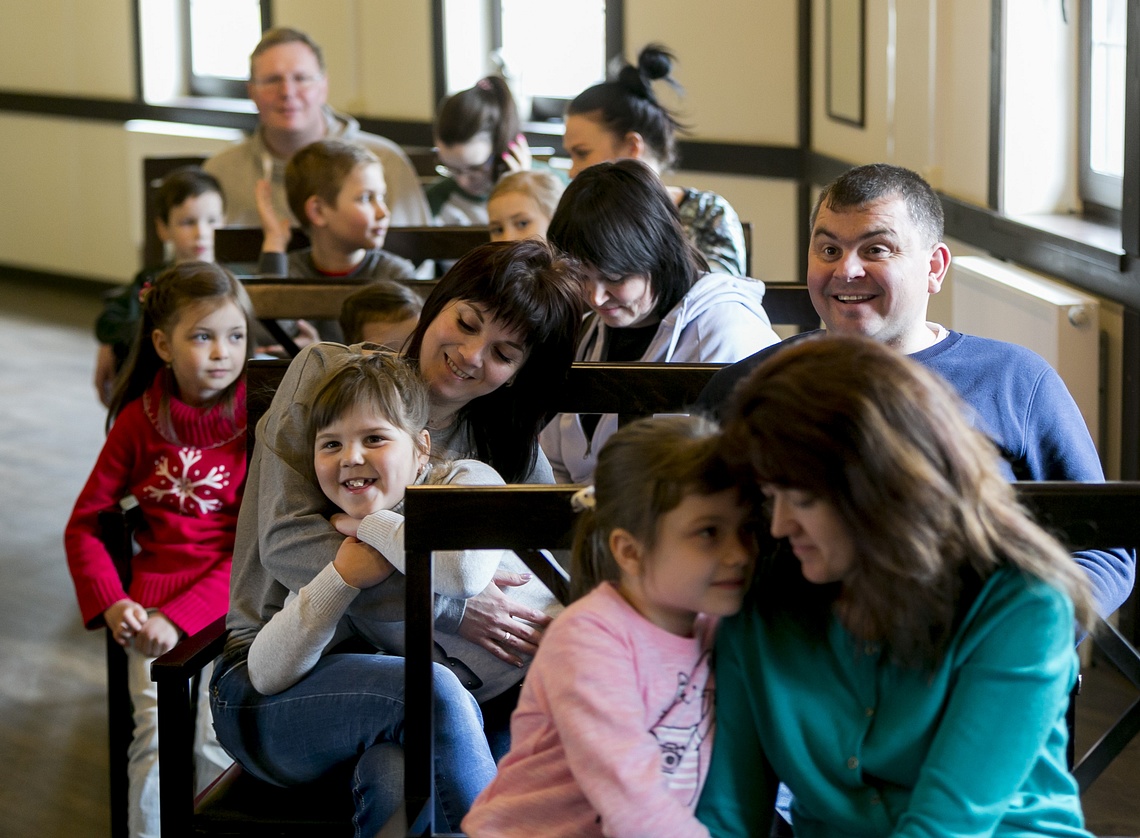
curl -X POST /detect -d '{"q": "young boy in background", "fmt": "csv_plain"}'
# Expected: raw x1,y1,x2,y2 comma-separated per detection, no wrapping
93,167,225,405
257,138,418,341
338,280,423,350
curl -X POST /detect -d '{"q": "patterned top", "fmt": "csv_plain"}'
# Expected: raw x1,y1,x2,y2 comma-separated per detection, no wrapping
677,188,748,277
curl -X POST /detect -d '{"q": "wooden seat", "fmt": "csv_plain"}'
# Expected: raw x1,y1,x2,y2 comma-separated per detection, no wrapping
215,225,488,274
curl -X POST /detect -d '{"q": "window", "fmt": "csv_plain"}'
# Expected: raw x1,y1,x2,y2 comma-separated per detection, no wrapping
136,0,269,103
1079,0,1126,212
437,0,621,123
186,0,270,97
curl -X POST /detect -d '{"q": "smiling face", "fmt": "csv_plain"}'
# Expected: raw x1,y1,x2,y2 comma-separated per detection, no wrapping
152,300,247,407
488,191,550,243
311,162,389,252
580,265,657,329
807,197,951,355
563,113,639,178
762,485,856,586
313,402,430,518
248,41,328,141
416,299,530,421
613,488,755,636
156,191,225,263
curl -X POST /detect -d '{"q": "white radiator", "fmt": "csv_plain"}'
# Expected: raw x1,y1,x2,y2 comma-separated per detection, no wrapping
948,256,1101,447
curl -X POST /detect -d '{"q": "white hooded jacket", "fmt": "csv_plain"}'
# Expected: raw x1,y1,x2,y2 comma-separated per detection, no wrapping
540,272,780,484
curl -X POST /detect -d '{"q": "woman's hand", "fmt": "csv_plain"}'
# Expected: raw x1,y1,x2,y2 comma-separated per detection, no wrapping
457,570,552,666
333,536,396,589
501,133,532,174
330,513,361,538
255,178,293,253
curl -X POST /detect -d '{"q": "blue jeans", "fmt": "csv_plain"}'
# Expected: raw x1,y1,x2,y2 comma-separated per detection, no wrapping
210,651,496,836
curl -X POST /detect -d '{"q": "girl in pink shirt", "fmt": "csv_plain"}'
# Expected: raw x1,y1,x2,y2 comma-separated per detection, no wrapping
463,415,757,838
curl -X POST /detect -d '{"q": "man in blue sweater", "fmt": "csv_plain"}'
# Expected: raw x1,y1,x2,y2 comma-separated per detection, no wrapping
698,163,1134,618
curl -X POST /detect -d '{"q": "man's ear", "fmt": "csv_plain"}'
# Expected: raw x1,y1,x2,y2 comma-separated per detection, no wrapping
608,528,645,578
152,328,173,364
927,242,952,295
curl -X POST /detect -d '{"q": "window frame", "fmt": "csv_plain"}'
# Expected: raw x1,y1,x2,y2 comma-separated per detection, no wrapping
432,0,623,125
184,0,272,99
1079,0,1126,215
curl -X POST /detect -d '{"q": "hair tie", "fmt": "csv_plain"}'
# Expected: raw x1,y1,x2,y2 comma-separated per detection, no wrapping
476,78,493,92
570,485,596,512
138,280,153,303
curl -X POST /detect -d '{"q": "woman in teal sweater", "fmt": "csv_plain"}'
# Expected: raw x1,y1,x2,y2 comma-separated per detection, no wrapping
696,335,1095,838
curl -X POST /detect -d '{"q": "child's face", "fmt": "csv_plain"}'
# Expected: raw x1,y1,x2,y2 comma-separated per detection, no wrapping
613,488,756,636
313,403,430,519
156,192,225,263
488,192,550,243
313,162,389,253
761,485,856,585
152,300,247,407
359,315,420,351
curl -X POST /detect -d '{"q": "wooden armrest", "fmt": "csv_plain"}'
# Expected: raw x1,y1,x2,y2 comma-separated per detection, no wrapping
151,615,228,682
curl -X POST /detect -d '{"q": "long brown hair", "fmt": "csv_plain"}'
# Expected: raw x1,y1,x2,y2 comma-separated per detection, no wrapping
722,335,1093,667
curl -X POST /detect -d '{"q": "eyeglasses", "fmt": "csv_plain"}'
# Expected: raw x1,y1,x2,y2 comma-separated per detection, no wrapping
434,153,495,180
250,73,323,91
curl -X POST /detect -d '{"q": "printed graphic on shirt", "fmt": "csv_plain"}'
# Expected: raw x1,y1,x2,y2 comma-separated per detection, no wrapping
145,447,232,515
649,650,714,804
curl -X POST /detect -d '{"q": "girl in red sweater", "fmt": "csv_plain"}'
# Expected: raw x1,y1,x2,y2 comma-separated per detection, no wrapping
65,262,253,838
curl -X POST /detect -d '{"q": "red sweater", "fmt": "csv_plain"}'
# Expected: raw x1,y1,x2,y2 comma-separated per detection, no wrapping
65,374,247,635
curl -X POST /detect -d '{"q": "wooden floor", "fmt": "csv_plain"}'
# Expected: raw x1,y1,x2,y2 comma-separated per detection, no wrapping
0,274,1137,836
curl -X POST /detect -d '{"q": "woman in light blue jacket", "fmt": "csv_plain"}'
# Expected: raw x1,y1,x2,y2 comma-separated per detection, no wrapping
540,159,779,483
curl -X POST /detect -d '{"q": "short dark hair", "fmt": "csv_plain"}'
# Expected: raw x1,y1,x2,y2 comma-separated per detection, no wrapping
567,44,685,171
153,167,224,224
405,240,585,482
285,139,379,230
339,281,424,345
249,27,325,79
546,159,704,321
810,163,945,247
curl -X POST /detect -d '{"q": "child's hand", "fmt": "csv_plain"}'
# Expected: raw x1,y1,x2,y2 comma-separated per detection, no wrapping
293,319,321,349
458,571,551,666
133,612,182,658
104,599,148,647
332,536,395,589
94,344,118,407
330,513,361,538
255,179,293,254
502,134,532,174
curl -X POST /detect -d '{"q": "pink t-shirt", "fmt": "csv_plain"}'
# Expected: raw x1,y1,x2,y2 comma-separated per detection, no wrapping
463,582,716,838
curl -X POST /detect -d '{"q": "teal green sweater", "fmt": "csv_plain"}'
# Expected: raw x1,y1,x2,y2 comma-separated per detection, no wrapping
696,568,1090,837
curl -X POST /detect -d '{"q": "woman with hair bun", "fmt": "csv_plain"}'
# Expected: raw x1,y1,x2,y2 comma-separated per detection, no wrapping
564,45,748,277
429,76,531,225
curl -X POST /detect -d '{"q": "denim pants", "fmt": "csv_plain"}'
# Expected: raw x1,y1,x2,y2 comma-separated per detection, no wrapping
210,651,497,837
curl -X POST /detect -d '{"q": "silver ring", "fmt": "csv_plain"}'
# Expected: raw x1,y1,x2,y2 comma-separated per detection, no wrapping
504,631,512,645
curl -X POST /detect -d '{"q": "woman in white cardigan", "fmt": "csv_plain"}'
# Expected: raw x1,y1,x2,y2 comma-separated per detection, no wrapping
540,159,780,483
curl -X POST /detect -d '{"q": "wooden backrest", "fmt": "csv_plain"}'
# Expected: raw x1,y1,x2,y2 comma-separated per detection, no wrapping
762,284,819,333
215,225,488,268
741,220,753,278
245,359,722,449
400,480,1140,832
143,155,209,267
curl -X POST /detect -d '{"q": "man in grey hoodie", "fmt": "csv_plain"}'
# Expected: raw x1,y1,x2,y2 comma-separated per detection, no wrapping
205,27,430,228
